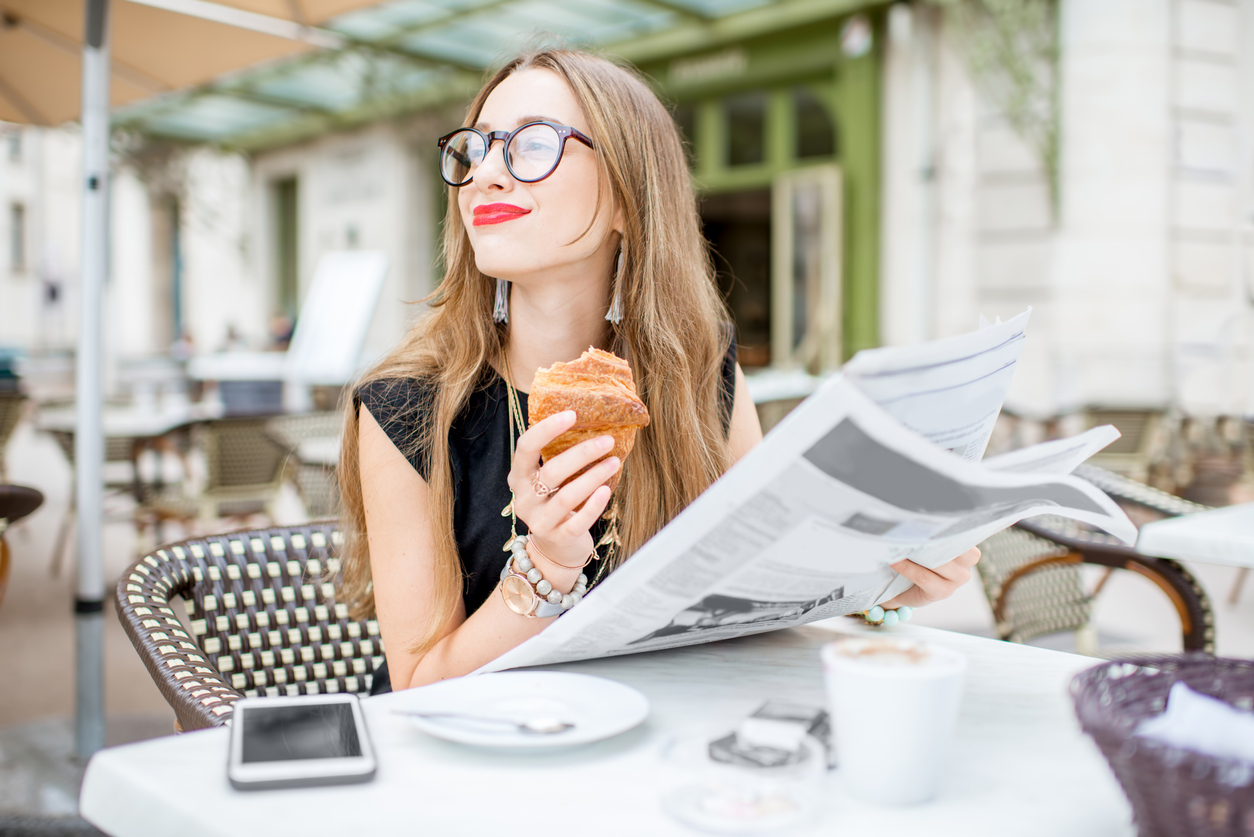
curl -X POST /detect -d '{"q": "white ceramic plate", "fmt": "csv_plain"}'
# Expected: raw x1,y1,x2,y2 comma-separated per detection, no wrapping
397,671,649,749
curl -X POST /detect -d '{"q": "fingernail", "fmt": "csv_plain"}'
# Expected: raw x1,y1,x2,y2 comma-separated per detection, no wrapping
598,436,614,450
604,456,620,470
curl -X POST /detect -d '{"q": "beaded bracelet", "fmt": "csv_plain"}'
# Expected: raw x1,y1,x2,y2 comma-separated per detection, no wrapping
499,535,588,618
857,605,913,626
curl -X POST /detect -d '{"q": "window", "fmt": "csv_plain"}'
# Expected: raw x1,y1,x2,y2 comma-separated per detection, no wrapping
794,87,836,159
10,203,25,272
724,91,767,167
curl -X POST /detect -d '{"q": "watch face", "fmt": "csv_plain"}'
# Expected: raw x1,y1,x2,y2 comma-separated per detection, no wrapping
502,574,537,616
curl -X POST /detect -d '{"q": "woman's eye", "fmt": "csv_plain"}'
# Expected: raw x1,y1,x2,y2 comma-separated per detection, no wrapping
520,139,556,155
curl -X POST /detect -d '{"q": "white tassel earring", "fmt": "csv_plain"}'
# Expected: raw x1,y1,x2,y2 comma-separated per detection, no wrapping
493,278,510,324
605,246,625,325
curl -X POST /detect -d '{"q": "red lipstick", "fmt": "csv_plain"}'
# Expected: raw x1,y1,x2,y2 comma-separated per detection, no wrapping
473,203,531,226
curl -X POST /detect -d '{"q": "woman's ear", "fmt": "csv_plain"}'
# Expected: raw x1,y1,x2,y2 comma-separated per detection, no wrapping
610,197,625,239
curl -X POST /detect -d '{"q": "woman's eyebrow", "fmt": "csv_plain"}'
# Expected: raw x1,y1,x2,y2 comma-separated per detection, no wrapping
473,115,564,131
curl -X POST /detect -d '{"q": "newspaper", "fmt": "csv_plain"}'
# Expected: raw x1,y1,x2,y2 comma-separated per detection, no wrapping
843,308,1030,462
478,316,1133,674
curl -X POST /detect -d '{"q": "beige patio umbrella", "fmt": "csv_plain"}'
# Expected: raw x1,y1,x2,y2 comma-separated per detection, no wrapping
0,0,381,759
0,0,378,125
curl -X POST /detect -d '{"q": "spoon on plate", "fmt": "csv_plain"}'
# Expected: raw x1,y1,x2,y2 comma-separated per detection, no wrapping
393,710,575,735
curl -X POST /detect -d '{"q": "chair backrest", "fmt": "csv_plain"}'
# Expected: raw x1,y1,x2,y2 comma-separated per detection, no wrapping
976,519,1090,644
116,523,383,731
1083,409,1165,482
978,465,1208,646
1073,463,1210,518
202,418,290,491
47,428,138,468
266,413,342,518
265,412,342,451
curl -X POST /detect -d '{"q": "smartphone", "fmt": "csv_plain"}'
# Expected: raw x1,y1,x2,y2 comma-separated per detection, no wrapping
227,694,377,790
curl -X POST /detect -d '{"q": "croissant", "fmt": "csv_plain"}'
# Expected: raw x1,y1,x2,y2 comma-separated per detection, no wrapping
528,348,650,492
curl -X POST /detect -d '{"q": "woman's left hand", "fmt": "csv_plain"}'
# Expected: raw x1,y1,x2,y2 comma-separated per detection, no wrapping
880,547,981,609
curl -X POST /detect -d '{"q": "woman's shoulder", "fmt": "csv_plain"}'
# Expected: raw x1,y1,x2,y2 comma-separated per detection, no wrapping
355,370,501,434
355,376,436,418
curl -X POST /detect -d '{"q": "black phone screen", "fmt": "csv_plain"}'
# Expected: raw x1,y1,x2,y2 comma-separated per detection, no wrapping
239,703,363,763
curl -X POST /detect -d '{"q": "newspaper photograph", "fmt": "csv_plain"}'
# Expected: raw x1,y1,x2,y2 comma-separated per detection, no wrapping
478,315,1133,674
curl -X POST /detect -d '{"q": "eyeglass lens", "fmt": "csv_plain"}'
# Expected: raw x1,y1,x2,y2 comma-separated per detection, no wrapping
440,124,565,185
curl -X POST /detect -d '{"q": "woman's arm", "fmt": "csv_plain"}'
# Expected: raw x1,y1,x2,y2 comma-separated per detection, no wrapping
359,405,616,688
726,363,763,464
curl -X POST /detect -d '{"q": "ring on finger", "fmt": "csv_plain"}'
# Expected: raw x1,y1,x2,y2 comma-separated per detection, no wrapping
531,470,555,498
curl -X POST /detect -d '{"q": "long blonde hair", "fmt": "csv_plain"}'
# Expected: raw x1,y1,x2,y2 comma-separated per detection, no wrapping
337,48,731,654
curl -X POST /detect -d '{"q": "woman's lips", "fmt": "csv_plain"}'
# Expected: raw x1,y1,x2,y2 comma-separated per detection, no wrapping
473,203,531,226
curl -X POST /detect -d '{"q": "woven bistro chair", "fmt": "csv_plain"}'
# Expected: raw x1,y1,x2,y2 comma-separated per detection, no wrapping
48,428,147,577
977,465,1215,655
1082,409,1166,483
138,417,289,533
266,412,341,518
116,522,384,731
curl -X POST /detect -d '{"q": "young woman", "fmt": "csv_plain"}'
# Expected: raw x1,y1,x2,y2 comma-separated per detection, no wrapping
337,49,980,692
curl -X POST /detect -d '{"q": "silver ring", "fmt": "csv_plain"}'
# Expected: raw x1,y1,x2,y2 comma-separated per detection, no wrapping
531,471,554,498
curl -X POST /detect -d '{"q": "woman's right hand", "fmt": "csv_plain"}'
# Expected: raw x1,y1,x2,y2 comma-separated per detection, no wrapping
507,410,619,573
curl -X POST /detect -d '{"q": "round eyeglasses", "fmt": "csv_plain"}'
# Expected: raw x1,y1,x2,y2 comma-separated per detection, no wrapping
436,121,595,187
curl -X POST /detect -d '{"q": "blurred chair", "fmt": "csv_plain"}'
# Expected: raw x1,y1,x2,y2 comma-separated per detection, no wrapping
0,484,44,612
1082,409,1166,483
266,412,342,519
976,465,1215,656
1176,415,1246,507
48,429,145,577
0,391,27,482
138,418,290,534
114,522,383,731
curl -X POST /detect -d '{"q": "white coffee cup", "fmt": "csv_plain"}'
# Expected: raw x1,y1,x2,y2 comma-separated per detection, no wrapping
821,636,966,806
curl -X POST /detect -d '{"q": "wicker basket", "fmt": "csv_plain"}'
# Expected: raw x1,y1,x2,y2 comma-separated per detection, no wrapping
1071,656,1254,837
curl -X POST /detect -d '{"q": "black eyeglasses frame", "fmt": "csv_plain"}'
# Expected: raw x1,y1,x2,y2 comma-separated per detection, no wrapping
436,121,595,187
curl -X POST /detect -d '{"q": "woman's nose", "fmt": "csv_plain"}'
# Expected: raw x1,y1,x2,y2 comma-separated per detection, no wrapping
471,139,511,190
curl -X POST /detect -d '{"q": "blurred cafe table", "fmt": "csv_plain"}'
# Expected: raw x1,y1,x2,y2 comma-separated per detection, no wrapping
36,402,224,443
1137,502,1254,603
80,622,1134,837
36,402,224,496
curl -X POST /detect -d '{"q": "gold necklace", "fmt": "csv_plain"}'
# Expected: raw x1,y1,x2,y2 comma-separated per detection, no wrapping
500,351,527,551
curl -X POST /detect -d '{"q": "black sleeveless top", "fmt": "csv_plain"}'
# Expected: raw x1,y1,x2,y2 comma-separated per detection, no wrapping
356,337,738,692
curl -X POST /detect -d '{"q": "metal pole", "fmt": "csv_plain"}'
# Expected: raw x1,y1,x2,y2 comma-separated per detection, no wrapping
75,0,110,760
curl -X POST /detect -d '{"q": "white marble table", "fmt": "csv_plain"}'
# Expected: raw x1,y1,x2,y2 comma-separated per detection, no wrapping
1137,502,1254,603
80,622,1132,837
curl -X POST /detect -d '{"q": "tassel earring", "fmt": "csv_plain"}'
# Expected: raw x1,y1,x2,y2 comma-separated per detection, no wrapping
493,278,510,324
605,246,625,325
